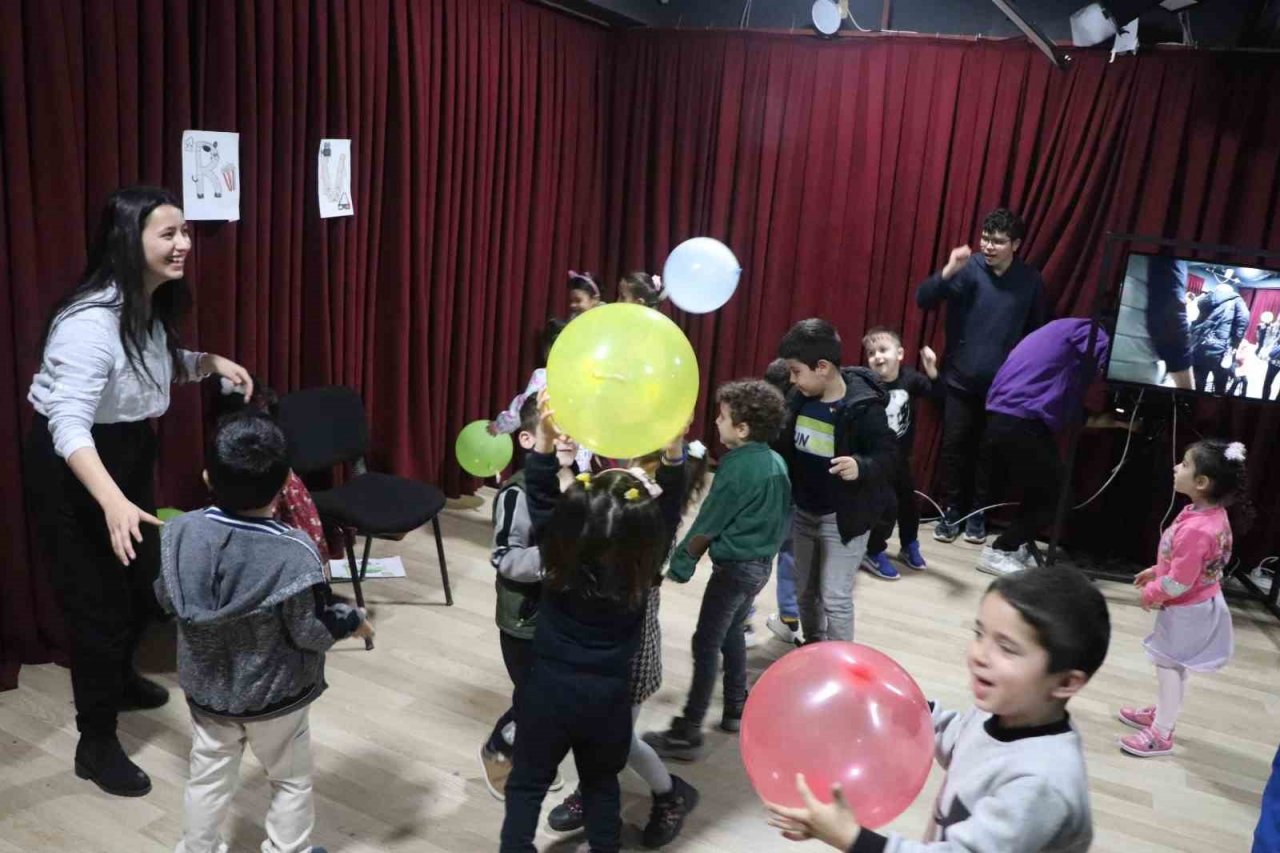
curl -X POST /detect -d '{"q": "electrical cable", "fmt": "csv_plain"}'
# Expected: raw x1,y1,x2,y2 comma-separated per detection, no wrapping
1073,389,1143,509
916,389,1145,522
845,3,872,32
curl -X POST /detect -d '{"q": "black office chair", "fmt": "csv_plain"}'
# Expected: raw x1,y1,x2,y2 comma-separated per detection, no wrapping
276,387,453,649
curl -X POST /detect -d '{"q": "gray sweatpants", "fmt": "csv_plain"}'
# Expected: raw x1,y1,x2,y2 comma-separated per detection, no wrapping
791,509,869,642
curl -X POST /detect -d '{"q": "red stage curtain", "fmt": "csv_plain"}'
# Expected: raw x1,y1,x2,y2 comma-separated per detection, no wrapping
0,0,607,688
604,31,1279,565
1246,289,1280,343
6,13,1280,688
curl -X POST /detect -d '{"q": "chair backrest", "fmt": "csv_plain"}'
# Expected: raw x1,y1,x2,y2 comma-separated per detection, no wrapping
276,386,369,474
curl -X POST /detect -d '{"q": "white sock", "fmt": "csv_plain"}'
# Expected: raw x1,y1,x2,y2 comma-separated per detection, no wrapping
1153,665,1187,736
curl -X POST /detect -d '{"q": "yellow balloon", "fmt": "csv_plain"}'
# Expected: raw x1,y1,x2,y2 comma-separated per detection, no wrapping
546,303,700,459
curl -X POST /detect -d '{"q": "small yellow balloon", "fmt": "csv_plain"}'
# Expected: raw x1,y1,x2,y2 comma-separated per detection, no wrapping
546,304,699,459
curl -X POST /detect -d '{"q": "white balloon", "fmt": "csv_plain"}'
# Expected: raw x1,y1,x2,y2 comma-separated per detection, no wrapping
662,237,742,314
811,0,841,36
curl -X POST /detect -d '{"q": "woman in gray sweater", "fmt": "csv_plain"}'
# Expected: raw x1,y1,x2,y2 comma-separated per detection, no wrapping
24,186,253,797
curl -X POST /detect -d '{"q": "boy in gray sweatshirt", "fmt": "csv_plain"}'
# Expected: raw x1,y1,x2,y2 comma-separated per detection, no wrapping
766,566,1110,853
156,413,372,853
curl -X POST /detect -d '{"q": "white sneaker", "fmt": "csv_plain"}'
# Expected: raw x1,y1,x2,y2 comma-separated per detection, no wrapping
977,544,1026,577
744,623,761,649
1014,544,1038,569
766,613,800,646
1249,566,1274,594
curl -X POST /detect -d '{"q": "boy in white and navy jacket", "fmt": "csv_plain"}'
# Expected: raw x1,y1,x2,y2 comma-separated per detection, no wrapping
767,566,1109,853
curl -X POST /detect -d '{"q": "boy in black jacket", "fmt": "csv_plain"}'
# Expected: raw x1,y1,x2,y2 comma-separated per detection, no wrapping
776,319,897,643
915,208,1046,545
860,327,940,581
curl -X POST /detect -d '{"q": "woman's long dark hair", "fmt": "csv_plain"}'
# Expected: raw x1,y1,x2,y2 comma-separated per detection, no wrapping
38,186,193,387
539,469,668,609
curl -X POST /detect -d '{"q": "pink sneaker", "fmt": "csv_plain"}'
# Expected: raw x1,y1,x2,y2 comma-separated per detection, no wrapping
1119,724,1174,757
1118,705,1156,729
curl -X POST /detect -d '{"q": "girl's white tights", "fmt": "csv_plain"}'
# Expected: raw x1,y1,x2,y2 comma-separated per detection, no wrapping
1154,664,1189,736
629,705,673,795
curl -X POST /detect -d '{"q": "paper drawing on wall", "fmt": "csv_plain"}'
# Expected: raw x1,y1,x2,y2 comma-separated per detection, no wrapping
182,130,241,221
318,139,354,218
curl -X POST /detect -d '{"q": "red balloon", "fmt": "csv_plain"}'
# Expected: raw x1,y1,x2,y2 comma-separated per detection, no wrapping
740,642,933,830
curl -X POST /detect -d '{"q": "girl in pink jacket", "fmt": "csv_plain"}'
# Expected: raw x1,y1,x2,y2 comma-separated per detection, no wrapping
1118,439,1246,757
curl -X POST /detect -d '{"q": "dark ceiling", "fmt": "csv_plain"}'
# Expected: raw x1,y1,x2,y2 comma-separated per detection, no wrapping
541,0,1280,48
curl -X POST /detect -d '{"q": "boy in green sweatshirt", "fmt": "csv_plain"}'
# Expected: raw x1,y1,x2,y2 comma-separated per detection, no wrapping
644,379,791,761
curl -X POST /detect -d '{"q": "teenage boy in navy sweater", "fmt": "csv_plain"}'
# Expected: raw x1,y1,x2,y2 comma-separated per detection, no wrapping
916,208,1046,546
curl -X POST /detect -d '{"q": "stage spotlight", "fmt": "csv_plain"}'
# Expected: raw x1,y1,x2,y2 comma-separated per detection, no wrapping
1070,1,1202,47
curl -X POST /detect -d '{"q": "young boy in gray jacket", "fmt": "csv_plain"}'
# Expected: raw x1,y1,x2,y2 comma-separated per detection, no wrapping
156,412,372,853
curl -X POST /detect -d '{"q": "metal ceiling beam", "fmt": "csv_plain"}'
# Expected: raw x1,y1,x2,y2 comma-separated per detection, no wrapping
532,0,649,28
989,0,1067,68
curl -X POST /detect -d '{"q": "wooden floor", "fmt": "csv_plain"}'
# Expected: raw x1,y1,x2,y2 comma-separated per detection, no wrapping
2,490,1277,852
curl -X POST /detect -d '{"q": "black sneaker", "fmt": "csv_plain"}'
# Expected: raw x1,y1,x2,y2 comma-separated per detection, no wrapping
642,774,700,848
720,690,748,733
74,735,152,797
963,511,988,544
642,717,705,762
933,507,961,543
117,673,169,711
548,788,584,832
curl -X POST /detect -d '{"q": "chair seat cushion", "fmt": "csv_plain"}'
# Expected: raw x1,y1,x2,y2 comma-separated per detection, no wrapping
311,472,446,535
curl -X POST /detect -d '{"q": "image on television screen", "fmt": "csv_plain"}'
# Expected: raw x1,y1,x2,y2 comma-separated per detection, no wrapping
1107,252,1280,401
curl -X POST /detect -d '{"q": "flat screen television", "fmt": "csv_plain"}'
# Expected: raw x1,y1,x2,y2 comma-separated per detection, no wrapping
1106,252,1280,401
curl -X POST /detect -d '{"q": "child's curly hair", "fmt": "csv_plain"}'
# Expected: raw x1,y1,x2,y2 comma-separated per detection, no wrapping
716,379,787,444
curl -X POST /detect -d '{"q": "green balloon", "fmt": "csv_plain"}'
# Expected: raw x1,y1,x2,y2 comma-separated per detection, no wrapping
456,420,514,477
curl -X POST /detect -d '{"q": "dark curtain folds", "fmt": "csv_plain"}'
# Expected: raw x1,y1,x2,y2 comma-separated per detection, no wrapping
0,0,607,688
604,31,1279,566
4,14,1280,689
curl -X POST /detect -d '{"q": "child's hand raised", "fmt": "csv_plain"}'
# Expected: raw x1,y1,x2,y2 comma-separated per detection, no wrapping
920,346,939,380
534,390,560,454
765,774,860,849
664,412,695,460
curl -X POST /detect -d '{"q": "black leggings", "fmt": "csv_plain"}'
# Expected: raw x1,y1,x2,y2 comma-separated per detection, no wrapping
500,662,632,852
24,416,160,737
867,458,920,554
1193,356,1230,394
1266,362,1280,401
939,387,988,512
487,632,535,756
980,414,1062,552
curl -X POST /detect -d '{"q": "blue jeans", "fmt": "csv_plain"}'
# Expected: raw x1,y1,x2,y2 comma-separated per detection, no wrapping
1255,743,1280,852
775,512,798,619
682,558,773,726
